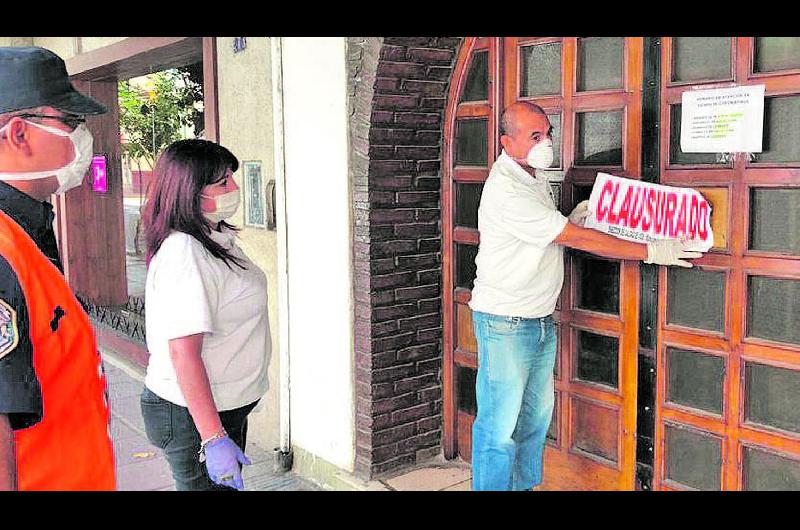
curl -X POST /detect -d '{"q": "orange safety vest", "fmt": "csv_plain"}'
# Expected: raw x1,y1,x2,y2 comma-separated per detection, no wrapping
0,210,115,490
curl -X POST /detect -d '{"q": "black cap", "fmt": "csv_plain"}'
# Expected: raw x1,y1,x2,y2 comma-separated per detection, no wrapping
0,46,107,116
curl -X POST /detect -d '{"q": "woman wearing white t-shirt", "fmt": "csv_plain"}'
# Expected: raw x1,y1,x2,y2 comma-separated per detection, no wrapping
139,139,270,491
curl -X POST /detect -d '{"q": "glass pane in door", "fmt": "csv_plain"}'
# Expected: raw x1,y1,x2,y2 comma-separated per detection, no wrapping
575,254,620,314
455,244,479,290
755,96,800,164
577,37,624,92
455,183,484,229
744,446,800,491
455,119,488,166
456,366,478,416
747,276,800,345
744,361,800,434
666,347,724,415
754,37,800,73
749,188,800,255
575,330,619,388
548,113,562,168
665,425,721,490
460,50,489,102
666,268,725,332
520,42,561,97
672,37,731,82
574,110,623,166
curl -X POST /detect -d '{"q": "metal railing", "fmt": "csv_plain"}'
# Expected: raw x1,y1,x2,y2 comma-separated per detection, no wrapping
78,294,147,344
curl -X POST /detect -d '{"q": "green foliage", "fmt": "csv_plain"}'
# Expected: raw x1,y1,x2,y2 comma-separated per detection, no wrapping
118,67,203,169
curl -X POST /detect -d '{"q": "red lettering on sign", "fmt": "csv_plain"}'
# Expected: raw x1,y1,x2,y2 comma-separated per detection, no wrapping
664,192,677,237
596,180,614,223
675,194,688,238
607,182,620,225
617,186,633,227
653,190,665,235
698,201,709,240
688,195,699,239
629,187,644,229
642,188,655,231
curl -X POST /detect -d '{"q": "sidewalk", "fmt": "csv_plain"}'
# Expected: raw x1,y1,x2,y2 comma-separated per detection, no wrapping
379,459,472,491
102,350,319,491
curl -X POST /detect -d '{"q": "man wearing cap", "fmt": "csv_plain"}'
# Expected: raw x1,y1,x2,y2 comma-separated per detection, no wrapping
0,46,115,490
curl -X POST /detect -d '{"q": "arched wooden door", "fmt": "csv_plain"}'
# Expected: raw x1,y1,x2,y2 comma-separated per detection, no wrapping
442,37,644,490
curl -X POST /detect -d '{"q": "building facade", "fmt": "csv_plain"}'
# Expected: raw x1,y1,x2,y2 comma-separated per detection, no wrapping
2,36,799,490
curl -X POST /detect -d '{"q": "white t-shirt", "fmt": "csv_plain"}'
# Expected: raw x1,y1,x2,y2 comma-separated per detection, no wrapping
144,227,271,411
469,151,569,318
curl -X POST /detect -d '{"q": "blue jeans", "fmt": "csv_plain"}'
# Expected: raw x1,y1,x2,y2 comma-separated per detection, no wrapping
471,311,557,491
140,387,259,491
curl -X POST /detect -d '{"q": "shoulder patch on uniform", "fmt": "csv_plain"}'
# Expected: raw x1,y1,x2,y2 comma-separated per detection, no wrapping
0,298,20,359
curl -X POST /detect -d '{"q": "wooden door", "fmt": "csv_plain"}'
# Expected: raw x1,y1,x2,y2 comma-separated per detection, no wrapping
443,37,644,490
55,80,128,306
442,36,500,465
654,37,800,491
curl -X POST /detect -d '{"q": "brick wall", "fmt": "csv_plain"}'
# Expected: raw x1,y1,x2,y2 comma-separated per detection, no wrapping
347,37,462,478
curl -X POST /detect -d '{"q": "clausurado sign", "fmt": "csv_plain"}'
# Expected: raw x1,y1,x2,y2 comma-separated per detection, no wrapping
584,173,714,252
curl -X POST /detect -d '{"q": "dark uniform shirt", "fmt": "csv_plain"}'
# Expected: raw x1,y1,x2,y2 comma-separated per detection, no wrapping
0,181,59,430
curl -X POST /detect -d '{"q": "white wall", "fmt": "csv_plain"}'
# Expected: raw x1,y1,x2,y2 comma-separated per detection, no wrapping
31,37,127,60
30,37,74,60
281,37,355,472
216,37,280,452
0,37,33,47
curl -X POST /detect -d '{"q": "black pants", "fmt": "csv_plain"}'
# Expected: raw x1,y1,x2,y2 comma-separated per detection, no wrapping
140,386,259,491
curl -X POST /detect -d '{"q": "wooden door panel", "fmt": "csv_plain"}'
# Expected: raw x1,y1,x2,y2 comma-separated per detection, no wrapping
654,36,800,491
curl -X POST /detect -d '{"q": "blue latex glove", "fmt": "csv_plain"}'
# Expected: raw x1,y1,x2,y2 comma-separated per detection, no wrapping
203,436,251,490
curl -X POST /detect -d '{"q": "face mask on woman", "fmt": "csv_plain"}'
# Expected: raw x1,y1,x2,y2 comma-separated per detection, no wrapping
0,120,95,194
201,190,241,224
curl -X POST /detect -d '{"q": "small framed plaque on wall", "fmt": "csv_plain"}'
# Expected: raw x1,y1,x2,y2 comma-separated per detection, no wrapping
242,160,266,229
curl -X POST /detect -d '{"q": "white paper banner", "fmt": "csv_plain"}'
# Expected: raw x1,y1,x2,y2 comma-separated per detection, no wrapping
584,173,714,252
680,84,765,153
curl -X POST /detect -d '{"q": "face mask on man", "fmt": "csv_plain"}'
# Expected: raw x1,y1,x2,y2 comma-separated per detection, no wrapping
526,139,554,170
0,120,94,194
201,190,241,224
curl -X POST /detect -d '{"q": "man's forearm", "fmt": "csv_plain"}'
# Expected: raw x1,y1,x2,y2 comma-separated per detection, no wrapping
554,221,648,261
0,414,16,491
168,334,224,441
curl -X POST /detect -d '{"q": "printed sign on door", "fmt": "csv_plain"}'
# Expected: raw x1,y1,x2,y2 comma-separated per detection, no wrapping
584,173,714,252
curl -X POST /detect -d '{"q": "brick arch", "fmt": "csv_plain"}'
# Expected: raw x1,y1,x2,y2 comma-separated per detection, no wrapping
347,36,463,478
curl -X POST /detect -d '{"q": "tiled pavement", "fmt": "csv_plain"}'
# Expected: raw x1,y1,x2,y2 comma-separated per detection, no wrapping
105,345,476,492
379,459,472,491
102,350,319,491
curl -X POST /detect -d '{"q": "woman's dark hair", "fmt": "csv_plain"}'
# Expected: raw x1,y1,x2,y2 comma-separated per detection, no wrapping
142,139,245,270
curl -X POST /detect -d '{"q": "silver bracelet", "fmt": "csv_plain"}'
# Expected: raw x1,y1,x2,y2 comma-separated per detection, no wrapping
198,428,228,463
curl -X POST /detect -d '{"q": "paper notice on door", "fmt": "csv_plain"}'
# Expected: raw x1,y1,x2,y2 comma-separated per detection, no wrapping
680,84,765,153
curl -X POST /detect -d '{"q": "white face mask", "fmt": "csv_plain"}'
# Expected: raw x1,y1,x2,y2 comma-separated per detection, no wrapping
0,120,94,195
201,190,240,224
526,139,554,170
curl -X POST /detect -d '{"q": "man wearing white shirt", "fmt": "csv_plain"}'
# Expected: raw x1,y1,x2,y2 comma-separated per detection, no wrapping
469,102,702,491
